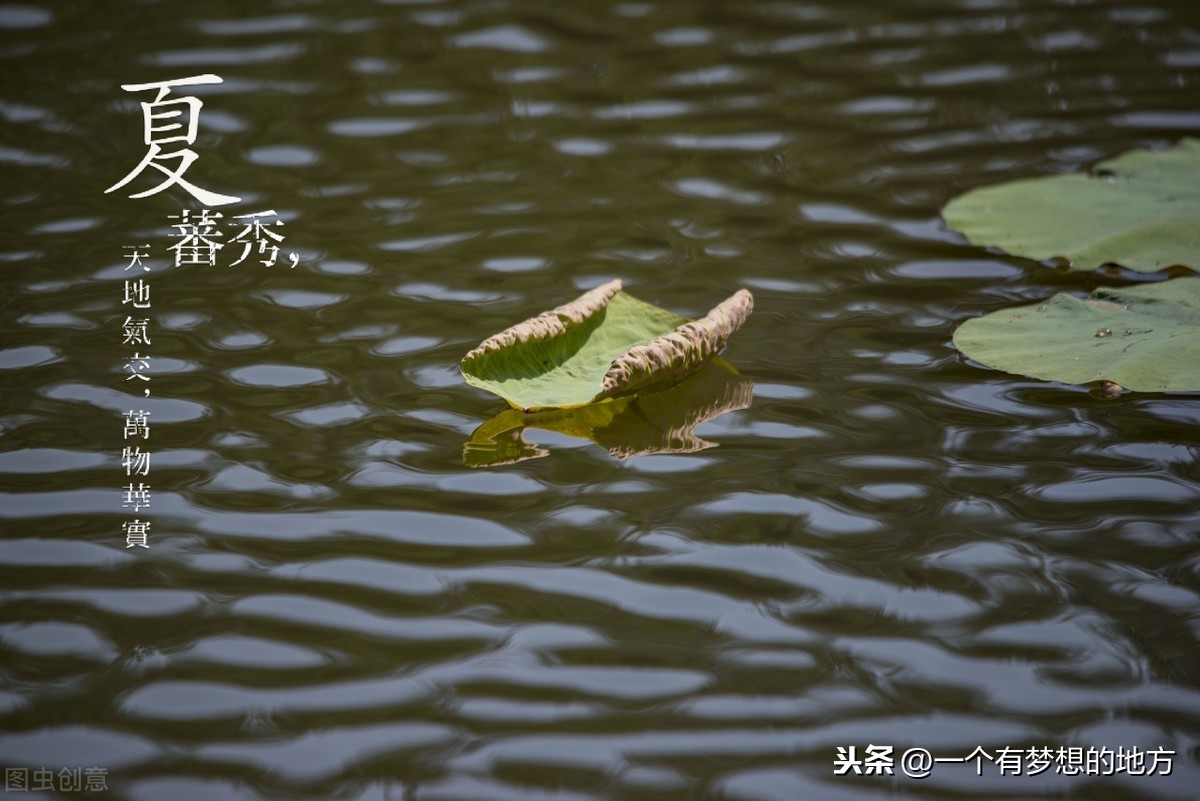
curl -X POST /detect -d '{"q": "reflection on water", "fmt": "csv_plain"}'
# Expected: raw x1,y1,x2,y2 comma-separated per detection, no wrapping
464,358,753,465
2,0,1200,799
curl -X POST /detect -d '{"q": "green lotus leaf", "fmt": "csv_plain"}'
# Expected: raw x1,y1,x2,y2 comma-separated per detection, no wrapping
463,358,753,467
943,138,1200,273
953,278,1200,392
460,279,753,411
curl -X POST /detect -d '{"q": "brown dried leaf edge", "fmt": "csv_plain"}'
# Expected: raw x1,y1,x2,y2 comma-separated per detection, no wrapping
599,288,754,400
461,279,624,363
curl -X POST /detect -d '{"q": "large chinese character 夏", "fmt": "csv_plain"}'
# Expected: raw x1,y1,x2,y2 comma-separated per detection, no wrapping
105,74,240,206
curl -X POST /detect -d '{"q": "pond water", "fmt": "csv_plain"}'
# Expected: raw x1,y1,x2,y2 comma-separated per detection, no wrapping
2,1,1198,799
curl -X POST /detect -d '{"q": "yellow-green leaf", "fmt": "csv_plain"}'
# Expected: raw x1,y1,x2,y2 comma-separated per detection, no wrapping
460,280,752,411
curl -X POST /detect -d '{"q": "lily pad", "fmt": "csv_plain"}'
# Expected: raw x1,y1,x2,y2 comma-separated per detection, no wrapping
943,138,1200,273
953,278,1200,392
460,279,753,411
463,358,753,467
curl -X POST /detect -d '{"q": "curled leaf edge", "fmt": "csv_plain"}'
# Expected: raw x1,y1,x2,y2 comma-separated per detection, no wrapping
596,288,754,401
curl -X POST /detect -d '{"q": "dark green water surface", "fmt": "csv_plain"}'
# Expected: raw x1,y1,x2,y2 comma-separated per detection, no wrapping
2,1,1199,799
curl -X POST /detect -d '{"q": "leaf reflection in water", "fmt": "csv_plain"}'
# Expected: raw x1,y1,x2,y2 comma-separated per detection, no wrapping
463,359,753,467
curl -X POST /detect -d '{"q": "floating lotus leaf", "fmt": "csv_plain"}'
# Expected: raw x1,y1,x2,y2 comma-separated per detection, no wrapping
463,358,753,467
953,278,1200,392
460,279,753,411
943,138,1200,273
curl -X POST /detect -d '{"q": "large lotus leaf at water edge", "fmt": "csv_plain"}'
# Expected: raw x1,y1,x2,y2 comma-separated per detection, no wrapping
953,278,1200,392
460,279,753,411
943,138,1200,273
